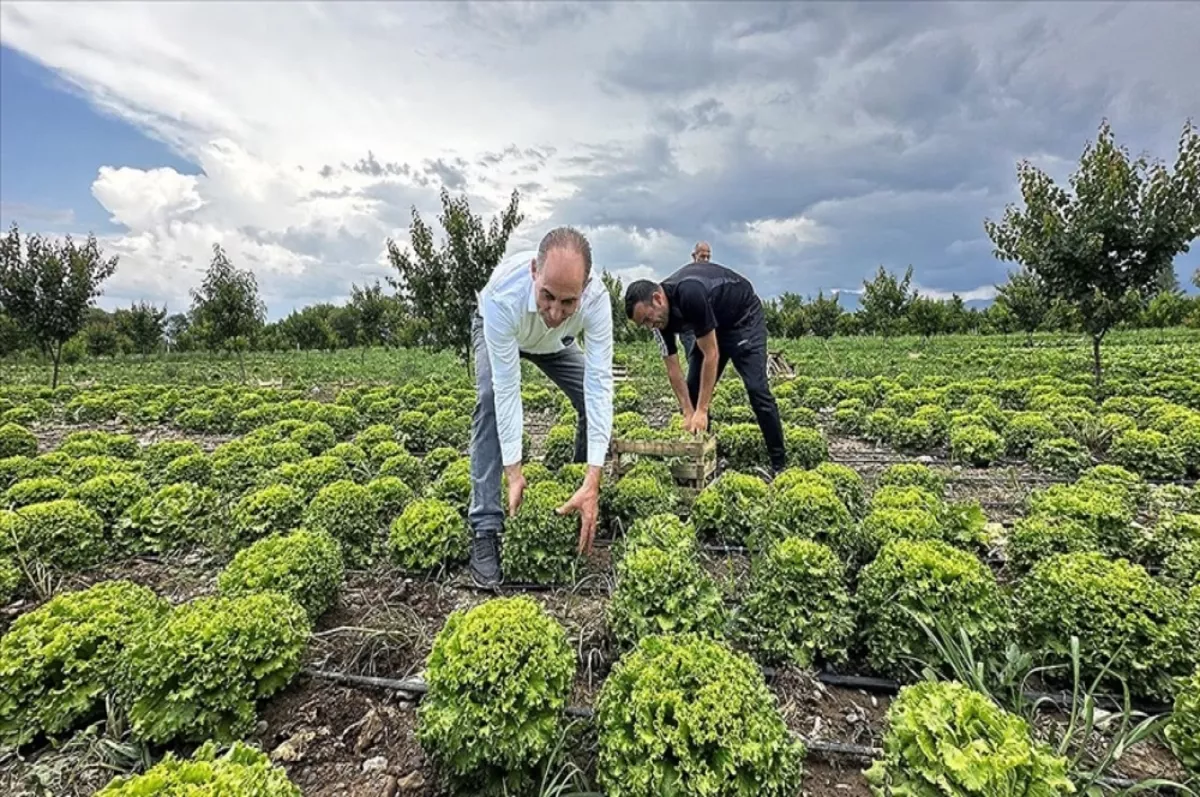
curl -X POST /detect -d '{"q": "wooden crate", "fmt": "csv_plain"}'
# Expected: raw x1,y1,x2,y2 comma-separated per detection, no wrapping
767,350,794,379
610,435,718,491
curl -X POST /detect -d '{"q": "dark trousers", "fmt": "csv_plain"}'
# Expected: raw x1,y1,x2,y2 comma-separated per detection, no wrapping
686,317,787,471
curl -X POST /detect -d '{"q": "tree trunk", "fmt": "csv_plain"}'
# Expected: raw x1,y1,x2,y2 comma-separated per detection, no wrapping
1026,330,1034,347
1091,334,1103,390
51,341,62,389
238,348,247,384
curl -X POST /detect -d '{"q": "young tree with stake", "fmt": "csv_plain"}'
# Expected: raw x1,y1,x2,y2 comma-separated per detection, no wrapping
993,269,1049,345
0,223,118,387
985,119,1200,386
189,243,266,380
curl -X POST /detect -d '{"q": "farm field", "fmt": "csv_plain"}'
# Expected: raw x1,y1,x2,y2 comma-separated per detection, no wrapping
1,330,1199,796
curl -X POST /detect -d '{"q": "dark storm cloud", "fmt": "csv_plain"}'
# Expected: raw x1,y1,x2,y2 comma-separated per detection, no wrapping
478,144,555,167
423,157,469,191
534,2,1198,301
346,151,411,178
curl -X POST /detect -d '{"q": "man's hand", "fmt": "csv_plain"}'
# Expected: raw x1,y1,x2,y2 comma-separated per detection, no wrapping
556,466,602,554
685,407,708,435
505,462,526,517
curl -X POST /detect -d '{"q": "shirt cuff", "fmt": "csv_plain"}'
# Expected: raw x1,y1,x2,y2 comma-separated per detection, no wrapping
586,440,608,468
500,439,523,468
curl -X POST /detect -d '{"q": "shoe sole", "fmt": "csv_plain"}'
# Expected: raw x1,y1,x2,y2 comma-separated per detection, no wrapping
470,569,502,589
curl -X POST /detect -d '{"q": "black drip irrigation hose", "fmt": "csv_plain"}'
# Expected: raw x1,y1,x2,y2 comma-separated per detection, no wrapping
759,667,1176,717
300,668,1185,792
301,670,881,757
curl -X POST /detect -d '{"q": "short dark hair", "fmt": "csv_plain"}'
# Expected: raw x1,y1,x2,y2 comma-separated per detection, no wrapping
536,227,592,278
624,279,661,319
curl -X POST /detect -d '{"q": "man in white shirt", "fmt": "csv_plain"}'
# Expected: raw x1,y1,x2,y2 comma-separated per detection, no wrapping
468,226,614,587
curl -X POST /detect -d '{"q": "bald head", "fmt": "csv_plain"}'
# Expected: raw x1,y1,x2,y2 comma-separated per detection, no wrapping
537,226,592,278
531,226,593,329
692,241,712,262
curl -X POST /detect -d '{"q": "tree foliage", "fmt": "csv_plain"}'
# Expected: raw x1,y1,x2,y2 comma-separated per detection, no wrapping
906,294,950,339
807,291,843,338
386,188,523,359
0,223,118,386
986,119,1200,384
276,305,339,351
993,269,1049,343
189,244,266,354
859,265,915,336
120,301,167,354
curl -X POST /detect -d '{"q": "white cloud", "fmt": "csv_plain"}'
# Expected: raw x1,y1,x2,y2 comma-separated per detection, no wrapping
91,166,204,229
739,216,829,252
911,283,999,303
0,1,1196,316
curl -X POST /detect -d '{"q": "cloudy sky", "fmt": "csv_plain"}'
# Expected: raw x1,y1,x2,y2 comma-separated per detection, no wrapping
1,1,1197,319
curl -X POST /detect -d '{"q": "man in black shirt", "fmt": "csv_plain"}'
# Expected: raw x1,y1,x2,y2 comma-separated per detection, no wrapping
624,260,787,473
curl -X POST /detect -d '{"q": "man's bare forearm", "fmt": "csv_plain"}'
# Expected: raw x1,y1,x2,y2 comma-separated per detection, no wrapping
696,352,718,413
583,464,602,492
665,357,694,417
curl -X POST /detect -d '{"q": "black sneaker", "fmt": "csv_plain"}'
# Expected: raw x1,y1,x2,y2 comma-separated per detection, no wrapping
470,533,502,588
752,465,778,483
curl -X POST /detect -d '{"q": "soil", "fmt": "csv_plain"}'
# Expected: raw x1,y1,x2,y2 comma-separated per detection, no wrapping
801,761,873,796
252,680,432,797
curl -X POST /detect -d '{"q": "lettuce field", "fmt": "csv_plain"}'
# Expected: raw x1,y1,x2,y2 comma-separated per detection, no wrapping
1,329,1198,796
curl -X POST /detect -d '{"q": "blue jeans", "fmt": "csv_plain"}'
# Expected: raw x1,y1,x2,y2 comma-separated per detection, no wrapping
468,313,588,537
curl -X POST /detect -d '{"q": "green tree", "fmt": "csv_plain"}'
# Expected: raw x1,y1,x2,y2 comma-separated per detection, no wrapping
326,305,359,349
0,310,31,357
385,187,523,360
1139,290,1190,328
773,292,807,338
836,310,862,337
349,280,394,347
946,294,974,334
0,223,119,387
906,294,949,339
119,300,167,355
806,291,843,339
985,119,1200,386
1043,298,1083,333
981,301,1014,335
82,307,122,357
279,304,338,350
189,243,266,378
993,269,1049,345
601,270,628,343
859,265,914,336
164,313,192,352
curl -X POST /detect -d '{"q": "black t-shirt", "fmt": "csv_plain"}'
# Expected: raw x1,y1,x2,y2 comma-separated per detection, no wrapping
656,261,762,356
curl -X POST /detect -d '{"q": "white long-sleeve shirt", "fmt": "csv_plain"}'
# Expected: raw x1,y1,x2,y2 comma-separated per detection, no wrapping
478,250,614,468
